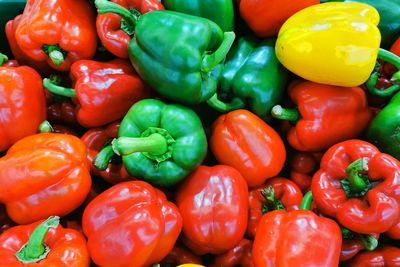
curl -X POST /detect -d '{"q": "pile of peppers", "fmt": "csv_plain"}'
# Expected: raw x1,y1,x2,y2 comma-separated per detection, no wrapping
1,0,400,266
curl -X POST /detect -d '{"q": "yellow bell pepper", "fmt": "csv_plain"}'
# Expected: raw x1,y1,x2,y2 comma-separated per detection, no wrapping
276,2,381,87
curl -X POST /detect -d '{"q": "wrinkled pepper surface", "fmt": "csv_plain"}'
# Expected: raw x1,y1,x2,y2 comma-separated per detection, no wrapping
344,246,400,267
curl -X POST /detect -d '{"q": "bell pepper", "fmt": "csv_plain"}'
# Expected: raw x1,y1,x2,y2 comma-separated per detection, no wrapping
0,59,46,152
210,239,254,267
271,80,372,152
96,0,164,59
47,100,78,128
163,0,234,32
311,139,400,234
0,53,18,67
386,221,400,240
290,152,323,192
43,59,150,128
5,0,97,71
238,0,319,37
175,165,248,255
247,177,302,239
207,37,288,121
81,122,133,185
340,228,379,262
162,243,203,265
82,181,182,267
0,216,89,266
344,246,400,267
252,192,342,267
0,133,92,224
275,2,400,88
95,0,235,105
211,109,286,187
95,98,207,187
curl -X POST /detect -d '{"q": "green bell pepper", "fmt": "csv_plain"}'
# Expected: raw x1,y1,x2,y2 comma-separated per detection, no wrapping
321,0,400,48
163,0,234,32
94,99,207,187
95,0,235,105
207,37,288,120
366,92,400,160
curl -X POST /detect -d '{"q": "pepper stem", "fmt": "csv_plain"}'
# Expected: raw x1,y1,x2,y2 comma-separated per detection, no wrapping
260,186,285,213
42,45,66,66
392,71,400,85
43,78,76,98
38,120,54,133
201,32,236,72
206,93,246,112
366,72,400,97
271,105,300,122
299,191,313,210
341,158,372,197
377,48,400,70
0,53,8,66
15,216,60,264
112,134,168,156
93,145,115,171
359,234,378,251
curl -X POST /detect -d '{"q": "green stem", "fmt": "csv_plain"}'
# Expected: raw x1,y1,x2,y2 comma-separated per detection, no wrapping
366,71,400,97
0,53,8,66
93,145,114,171
15,216,59,264
201,32,236,72
112,133,168,156
206,93,246,112
38,120,54,133
271,105,300,122
43,78,76,98
359,234,378,251
344,158,369,193
377,48,400,70
42,45,66,66
341,227,354,239
299,191,313,210
260,186,285,213
95,0,138,33
391,71,400,85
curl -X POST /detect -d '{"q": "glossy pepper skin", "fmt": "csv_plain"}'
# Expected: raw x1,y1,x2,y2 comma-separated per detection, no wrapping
6,0,97,71
247,177,302,239
163,0,234,32
82,181,182,267
340,232,380,262
210,239,254,267
0,64,46,152
96,0,164,59
208,37,288,120
290,152,322,192
211,109,286,187
272,80,372,152
275,2,381,87
176,165,248,255
344,246,400,267
238,0,319,38
43,59,150,128
81,122,133,185
107,99,207,187
0,216,89,266
312,140,400,234
0,133,92,224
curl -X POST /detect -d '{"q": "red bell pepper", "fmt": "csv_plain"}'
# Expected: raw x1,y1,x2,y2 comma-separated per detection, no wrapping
271,80,373,152
162,243,203,265
247,177,302,239
289,151,323,192
252,192,342,267
96,0,164,58
47,101,78,127
43,59,150,128
211,109,286,187
238,0,319,38
0,60,46,152
312,139,400,234
0,133,91,224
386,221,400,240
340,228,379,262
0,53,19,67
344,246,400,267
0,216,90,266
82,181,182,267
81,122,133,184
176,165,248,255
210,239,254,267
6,0,97,72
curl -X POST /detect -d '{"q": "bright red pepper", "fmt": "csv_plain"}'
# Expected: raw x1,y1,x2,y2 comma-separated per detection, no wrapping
0,216,90,266
247,177,302,239
81,122,133,184
0,63,46,152
383,37,400,77
210,239,254,267
6,0,97,72
252,192,342,267
386,220,400,240
272,80,373,152
176,165,248,255
96,0,164,58
82,181,182,267
340,231,380,262
47,101,78,127
43,59,150,128
162,243,203,266
344,246,400,267
0,133,91,224
289,151,323,192
312,139,400,234
210,109,286,187
238,0,319,38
